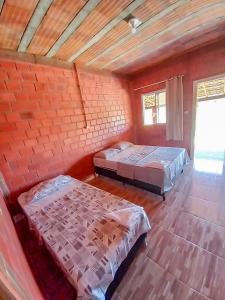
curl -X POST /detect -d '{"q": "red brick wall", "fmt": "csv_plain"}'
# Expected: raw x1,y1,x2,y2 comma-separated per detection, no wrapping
0,59,133,202
131,40,225,154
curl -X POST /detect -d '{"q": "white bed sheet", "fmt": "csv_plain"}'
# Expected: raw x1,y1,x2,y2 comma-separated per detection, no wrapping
94,145,189,192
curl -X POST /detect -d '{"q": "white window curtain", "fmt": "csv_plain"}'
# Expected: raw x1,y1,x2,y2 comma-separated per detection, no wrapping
166,76,183,141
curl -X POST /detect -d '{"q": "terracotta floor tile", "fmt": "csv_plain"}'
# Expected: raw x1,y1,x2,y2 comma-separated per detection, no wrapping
18,161,225,299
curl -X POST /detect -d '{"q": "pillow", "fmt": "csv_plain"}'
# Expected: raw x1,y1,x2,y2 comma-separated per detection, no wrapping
112,141,134,151
95,148,120,159
18,175,74,205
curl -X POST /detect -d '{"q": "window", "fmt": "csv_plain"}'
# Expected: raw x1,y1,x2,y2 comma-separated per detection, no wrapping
197,77,225,100
142,90,166,125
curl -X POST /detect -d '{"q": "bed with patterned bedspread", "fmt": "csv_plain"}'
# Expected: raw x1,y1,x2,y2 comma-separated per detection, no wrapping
94,144,190,197
18,175,151,300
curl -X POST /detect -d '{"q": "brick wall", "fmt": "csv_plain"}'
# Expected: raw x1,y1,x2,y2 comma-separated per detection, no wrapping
0,59,133,203
131,40,225,154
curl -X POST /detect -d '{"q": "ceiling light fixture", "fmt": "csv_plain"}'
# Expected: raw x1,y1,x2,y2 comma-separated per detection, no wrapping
124,14,142,34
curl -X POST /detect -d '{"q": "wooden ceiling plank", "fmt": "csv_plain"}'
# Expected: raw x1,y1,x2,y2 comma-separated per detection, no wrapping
0,0,4,15
105,0,224,69
46,0,100,58
54,0,132,61
86,0,188,66
75,1,168,64
101,2,225,70
110,23,224,72
18,0,53,52
112,18,225,73
67,0,145,62
0,0,39,50
120,26,225,74
27,0,87,56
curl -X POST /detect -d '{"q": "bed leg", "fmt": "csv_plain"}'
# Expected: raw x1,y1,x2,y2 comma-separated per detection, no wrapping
162,193,165,201
143,238,148,248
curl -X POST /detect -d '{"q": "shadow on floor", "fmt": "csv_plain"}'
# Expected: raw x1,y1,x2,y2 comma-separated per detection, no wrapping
15,216,76,300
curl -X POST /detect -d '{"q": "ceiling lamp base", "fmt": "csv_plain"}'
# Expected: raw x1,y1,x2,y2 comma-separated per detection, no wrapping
124,14,142,34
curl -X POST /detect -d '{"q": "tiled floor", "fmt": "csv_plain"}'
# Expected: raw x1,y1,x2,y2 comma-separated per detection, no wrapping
17,161,225,300
89,162,225,300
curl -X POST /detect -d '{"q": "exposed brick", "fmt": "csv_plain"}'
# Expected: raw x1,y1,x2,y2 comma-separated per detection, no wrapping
0,92,16,102
5,80,21,90
29,120,42,129
21,82,36,92
15,62,31,71
0,70,8,80
19,147,33,157
25,139,37,147
21,71,36,81
33,144,45,154
34,82,48,91
37,136,49,144
16,121,30,130
26,129,39,138
7,70,21,80
0,58,133,203
39,127,50,136
11,101,38,112
9,141,25,151
11,130,27,141
4,151,20,162
14,91,30,101
0,61,16,69
0,115,6,122
0,81,7,91
0,103,11,113
6,112,21,122
0,133,13,144
20,112,34,120
0,123,17,132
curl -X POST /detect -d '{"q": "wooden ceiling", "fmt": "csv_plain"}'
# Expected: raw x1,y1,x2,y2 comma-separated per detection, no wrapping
0,0,225,74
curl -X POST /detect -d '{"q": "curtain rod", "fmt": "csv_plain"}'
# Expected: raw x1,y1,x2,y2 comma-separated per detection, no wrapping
133,74,184,91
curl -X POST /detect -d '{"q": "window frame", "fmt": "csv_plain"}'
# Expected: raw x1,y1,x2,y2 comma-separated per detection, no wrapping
141,89,166,126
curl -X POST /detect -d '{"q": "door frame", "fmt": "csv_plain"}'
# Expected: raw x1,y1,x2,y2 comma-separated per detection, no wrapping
191,73,225,159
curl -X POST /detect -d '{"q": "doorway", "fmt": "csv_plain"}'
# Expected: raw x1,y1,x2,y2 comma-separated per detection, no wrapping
193,76,225,174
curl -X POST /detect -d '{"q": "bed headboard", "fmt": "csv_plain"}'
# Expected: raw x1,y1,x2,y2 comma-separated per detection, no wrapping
0,172,10,201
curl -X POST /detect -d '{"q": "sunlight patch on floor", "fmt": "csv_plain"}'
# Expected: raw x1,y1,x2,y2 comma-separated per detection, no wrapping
193,158,224,175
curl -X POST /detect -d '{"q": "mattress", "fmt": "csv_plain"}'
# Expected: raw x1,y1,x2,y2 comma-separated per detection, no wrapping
18,175,151,300
93,157,117,171
94,145,190,192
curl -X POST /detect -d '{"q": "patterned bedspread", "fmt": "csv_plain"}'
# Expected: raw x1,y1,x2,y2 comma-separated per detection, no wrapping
18,176,151,300
114,146,190,192
116,146,157,179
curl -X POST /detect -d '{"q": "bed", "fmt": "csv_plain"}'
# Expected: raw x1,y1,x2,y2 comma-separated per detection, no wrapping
94,142,190,200
18,175,151,300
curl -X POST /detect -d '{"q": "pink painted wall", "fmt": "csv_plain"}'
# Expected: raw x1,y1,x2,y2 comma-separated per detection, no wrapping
131,40,225,154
